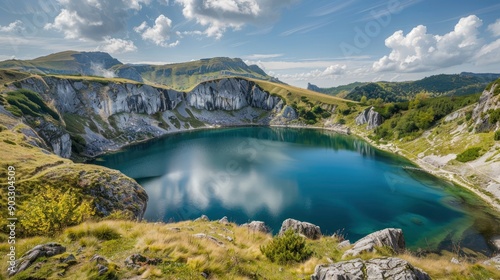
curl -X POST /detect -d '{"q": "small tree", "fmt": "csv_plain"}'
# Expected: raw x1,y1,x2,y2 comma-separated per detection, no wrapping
260,229,313,264
360,96,367,105
19,186,94,236
494,130,500,141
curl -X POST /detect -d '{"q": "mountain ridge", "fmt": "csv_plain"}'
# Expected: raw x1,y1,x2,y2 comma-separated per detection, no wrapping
0,51,274,90
308,72,500,102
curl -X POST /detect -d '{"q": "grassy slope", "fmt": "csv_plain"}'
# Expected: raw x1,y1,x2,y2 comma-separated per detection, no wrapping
0,113,145,235
1,219,499,280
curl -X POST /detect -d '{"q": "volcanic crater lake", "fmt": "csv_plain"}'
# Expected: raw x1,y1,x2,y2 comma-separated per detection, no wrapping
94,127,500,253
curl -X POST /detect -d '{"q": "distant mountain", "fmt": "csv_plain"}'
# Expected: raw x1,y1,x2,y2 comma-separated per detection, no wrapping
0,51,275,90
308,73,500,102
0,51,121,76
115,57,275,90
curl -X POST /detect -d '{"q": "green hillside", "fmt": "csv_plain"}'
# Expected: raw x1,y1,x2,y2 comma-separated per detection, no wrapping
117,57,275,90
309,73,500,103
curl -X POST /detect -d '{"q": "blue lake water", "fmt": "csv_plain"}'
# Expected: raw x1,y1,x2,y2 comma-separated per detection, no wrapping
93,127,500,253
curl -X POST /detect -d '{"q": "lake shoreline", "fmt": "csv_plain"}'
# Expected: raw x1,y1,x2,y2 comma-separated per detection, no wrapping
89,122,500,217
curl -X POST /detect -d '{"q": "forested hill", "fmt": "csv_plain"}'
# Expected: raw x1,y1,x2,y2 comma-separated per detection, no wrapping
308,72,500,102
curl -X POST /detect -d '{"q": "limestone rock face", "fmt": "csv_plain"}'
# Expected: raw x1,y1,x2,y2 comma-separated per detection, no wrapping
342,228,405,258
279,218,322,240
17,76,293,157
35,119,72,158
9,243,66,276
355,107,383,129
311,257,431,280
241,221,270,233
472,83,500,133
186,78,281,111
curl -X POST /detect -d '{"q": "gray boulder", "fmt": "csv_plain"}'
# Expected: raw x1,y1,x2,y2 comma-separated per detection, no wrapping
483,254,500,270
125,254,162,269
195,214,209,222
218,216,229,225
241,221,270,233
279,218,322,240
311,257,431,280
355,107,383,129
9,243,66,276
342,228,405,258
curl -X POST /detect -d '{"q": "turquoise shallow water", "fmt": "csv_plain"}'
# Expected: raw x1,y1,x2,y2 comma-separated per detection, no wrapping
94,127,500,253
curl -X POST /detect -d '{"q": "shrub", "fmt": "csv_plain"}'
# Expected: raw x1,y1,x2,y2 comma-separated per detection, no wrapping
456,147,482,162
338,118,346,125
311,105,323,114
260,229,313,264
321,111,332,118
495,130,500,141
19,186,94,236
488,109,500,124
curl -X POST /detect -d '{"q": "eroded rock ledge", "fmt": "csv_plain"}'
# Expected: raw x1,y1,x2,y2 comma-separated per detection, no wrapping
311,257,431,280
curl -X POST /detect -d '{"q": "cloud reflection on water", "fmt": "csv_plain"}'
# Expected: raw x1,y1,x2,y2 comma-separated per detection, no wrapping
143,136,299,220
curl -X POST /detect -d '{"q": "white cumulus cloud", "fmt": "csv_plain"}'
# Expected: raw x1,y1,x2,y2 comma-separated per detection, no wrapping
134,15,179,47
175,0,298,39
488,19,500,37
97,37,137,54
45,0,150,40
0,20,25,32
373,15,483,72
475,39,500,65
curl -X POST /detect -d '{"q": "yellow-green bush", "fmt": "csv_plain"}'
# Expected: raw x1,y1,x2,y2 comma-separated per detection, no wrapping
19,186,94,236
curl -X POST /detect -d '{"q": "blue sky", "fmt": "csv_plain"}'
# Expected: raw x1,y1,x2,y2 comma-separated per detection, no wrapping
0,0,499,87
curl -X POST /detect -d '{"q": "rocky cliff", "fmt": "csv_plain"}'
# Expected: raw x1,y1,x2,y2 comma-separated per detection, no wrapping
14,76,297,157
355,107,383,129
473,83,500,132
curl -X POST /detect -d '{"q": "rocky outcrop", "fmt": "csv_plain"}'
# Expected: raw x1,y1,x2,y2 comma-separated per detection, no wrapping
241,221,270,233
355,107,383,129
342,228,405,258
9,243,66,276
186,78,281,111
77,168,148,219
35,119,72,158
311,257,430,280
472,83,500,133
279,218,322,240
